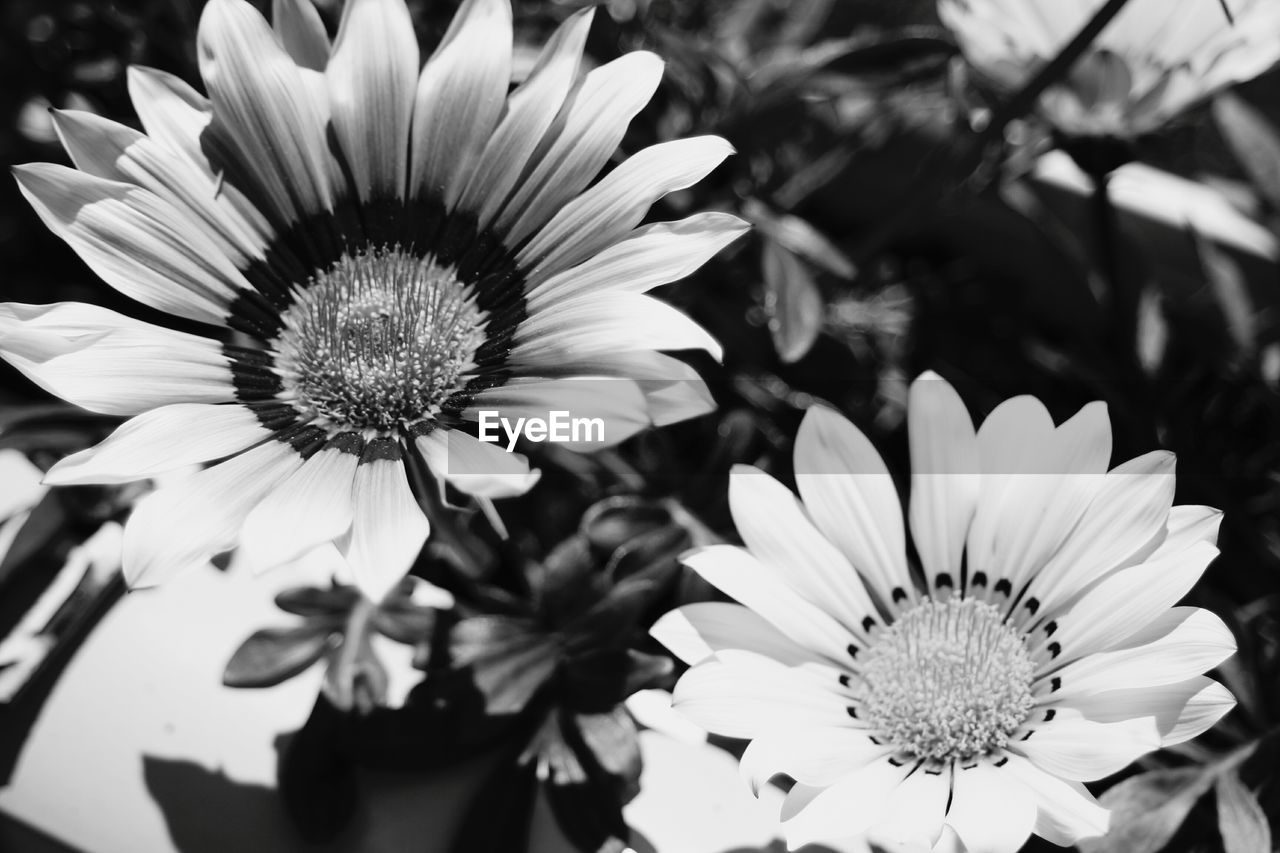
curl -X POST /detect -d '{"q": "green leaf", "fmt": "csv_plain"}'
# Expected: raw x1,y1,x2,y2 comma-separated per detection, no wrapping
1214,92,1280,211
222,625,332,688
1217,771,1271,853
762,240,824,364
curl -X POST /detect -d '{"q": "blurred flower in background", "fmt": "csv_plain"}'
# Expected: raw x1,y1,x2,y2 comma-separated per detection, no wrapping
939,0,1280,142
0,0,745,604
656,373,1236,851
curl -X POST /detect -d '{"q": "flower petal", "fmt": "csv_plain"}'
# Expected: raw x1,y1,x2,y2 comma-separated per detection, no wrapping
794,405,913,613
414,428,540,499
730,464,881,638
126,65,211,167
1013,715,1160,782
13,164,249,324
780,757,912,849
272,0,330,71
496,51,665,245
681,545,856,664
409,0,510,207
519,136,738,280
671,657,849,741
329,0,419,201
0,302,233,416
123,437,304,587
339,439,430,603
239,437,362,571
455,8,592,228
945,761,1036,853
869,767,953,851
1001,753,1109,846
650,602,821,667
741,727,890,796
526,213,749,309
45,403,271,486
513,292,723,363
1151,505,1223,558
907,371,980,590
0,451,46,520
1061,674,1236,747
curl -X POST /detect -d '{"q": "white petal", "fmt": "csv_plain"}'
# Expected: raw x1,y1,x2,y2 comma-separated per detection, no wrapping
526,213,749,310
671,658,849,741
409,0,510,206
1058,674,1236,748
1001,754,1110,846
794,405,913,611
45,403,270,485
870,767,952,850
340,439,430,602
682,545,856,664
0,451,46,520
273,0,330,70
1024,450,1177,612
519,136,738,280
126,65,211,166
741,728,889,796
730,464,881,637
1038,540,1220,667
13,164,249,324
945,761,1036,853
907,371,980,589
1013,715,1160,782
239,440,360,571
650,602,822,667
123,438,303,587
0,302,233,416
513,292,722,363
463,376,650,451
456,9,592,228
1151,505,1223,558
198,0,336,224
1048,607,1237,698
329,0,418,201
414,428,540,499
497,51,665,245
781,758,912,849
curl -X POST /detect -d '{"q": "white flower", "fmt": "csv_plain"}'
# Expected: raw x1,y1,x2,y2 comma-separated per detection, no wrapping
939,0,1280,138
653,372,1236,852
0,0,747,602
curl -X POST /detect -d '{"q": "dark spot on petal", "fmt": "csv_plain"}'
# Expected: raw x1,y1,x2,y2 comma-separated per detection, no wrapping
972,572,988,587
994,578,1012,596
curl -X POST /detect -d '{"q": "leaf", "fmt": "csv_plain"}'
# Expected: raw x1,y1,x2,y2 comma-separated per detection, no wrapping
1189,224,1257,359
762,240,824,364
1214,92,1280,210
746,199,856,278
274,584,358,618
0,492,65,586
1217,771,1271,853
222,625,332,689
1077,767,1210,853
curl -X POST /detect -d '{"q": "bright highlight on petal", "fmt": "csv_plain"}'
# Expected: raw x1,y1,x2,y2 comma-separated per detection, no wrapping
1,0,745,596
657,372,1235,851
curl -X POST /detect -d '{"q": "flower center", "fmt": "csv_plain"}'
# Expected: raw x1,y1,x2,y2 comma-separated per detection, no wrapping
274,247,484,431
857,597,1034,763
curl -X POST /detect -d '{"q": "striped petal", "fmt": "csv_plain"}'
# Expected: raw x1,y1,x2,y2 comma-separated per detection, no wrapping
339,439,430,602
273,0,330,71
513,293,722,364
651,602,822,668
0,302,233,416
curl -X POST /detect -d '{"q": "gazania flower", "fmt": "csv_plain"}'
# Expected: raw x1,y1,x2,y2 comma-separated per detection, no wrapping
1,0,745,600
654,372,1236,851
939,0,1280,139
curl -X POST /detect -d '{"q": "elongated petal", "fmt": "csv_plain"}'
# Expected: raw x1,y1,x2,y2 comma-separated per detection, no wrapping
198,0,335,224
907,371,980,589
0,302,233,416
456,8,592,228
46,403,270,485
946,761,1037,853
123,438,303,586
409,0,510,206
239,439,361,571
1151,505,1223,558
340,439,430,602
497,51,665,245
1062,675,1236,747
781,758,912,849
1013,715,1160,782
0,451,46,520
869,767,952,850
414,428,540,499
1000,754,1109,845
329,0,418,201
127,65,211,166
650,602,821,667
671,658,849,740
14,164,250,324
741,727,889,795
527,213,749,309
794,405,913,612
519,136,737,279
273,0,330,70
681,545,857,666
513,293,722,363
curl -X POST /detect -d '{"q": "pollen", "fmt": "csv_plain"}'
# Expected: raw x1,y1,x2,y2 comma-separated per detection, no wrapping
274,247,485,431
856,597,1034,763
